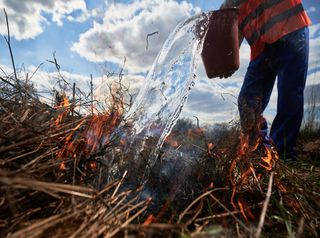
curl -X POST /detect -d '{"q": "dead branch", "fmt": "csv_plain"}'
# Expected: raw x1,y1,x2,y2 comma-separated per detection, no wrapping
3,8,17,81
255,171,275,238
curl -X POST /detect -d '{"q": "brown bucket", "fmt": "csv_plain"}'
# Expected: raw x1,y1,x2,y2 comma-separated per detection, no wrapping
201,8,240,79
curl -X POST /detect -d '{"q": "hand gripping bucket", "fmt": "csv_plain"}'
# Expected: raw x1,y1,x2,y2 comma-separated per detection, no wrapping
201,8,240,79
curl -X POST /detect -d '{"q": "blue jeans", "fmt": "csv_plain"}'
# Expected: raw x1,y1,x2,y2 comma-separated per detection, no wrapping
238,27,309,159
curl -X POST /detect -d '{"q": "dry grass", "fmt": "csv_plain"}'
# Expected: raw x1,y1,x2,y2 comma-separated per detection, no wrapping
0,10,319,237
1,70,319,237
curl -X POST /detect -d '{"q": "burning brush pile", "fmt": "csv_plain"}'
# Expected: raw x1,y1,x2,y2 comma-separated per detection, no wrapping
0,68,319,238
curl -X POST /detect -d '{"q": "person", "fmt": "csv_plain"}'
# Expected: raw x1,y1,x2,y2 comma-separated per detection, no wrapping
220,0,311,161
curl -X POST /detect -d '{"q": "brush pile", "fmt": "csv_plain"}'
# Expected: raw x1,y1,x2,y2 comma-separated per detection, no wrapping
0,65,319,238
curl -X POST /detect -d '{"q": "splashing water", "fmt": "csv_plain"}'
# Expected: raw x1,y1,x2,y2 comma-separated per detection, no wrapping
124,13,209,167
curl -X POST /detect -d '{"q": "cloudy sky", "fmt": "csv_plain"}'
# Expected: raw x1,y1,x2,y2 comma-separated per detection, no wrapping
0,0,319,125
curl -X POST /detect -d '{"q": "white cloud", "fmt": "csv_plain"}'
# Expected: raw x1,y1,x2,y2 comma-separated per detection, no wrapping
309,23,320,38
182,26,320,125
71,0,200,73
307,6,316,13
0,63,144,111
0,0,88,40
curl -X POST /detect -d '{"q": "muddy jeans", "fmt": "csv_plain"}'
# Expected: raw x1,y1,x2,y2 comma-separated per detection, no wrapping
238,27,309,159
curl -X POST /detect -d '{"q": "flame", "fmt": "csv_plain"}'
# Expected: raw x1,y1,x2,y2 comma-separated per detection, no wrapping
85,110,122,153
143,214,156,225
164,133,180,148
239,167,255,185
87,161,97,170
54,96,71,127
238,201,248,221
238,135,249,156
170,140,179,148
62,97,70,107
260,145,273,171
207,143,214,150
228,131,279,219
238,200,255,221
59,161,67,170
56,104,124,171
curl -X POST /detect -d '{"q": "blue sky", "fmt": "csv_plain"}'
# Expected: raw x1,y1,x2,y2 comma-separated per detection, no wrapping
0,0,319,124
0,0,223,76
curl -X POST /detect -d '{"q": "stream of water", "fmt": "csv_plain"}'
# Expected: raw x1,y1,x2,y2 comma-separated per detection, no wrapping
124,13,210,170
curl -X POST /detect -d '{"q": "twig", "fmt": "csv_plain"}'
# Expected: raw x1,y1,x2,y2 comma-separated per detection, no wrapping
47,51,60,71
0,176,95,198
178,187,229,224
296,217,305,238
195,203,263,222
90,74,93,115
0,102,20,124
126,223,180,230
105,200,149,238
3,8,18,81
0,75,15,88
72,82,76,117
209,193,253,235
111,170,128,199
72,157,78,204
28,63,44,81
2,140,44,165
250,166,263,193
255,171,275,238
9,208,86,238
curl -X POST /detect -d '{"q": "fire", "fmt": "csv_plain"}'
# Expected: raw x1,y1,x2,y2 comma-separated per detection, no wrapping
59,161,67,170
54,95,71,127
164,133,180,148
260,145,274,171
207,143,214,150
238,201,248,221
55,104,124,172
85,110,123,153
62,97,70,107
87,161,97,170
238,200,255,221
58,113,120,158
228,132,279,220
143,214,156,225
120,139,126,145
53,81,126,171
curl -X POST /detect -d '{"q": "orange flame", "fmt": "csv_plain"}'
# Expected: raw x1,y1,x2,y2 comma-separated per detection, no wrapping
238,200,255,221
164,133,180,148
87,161,97,170
260,146,273,171
59,161,67,170
238,200,248,221
56,105,123,171
143,214,156,225
54,96,70,127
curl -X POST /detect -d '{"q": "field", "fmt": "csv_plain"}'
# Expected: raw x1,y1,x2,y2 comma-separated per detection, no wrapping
0,10,319,237
0,62,319,238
